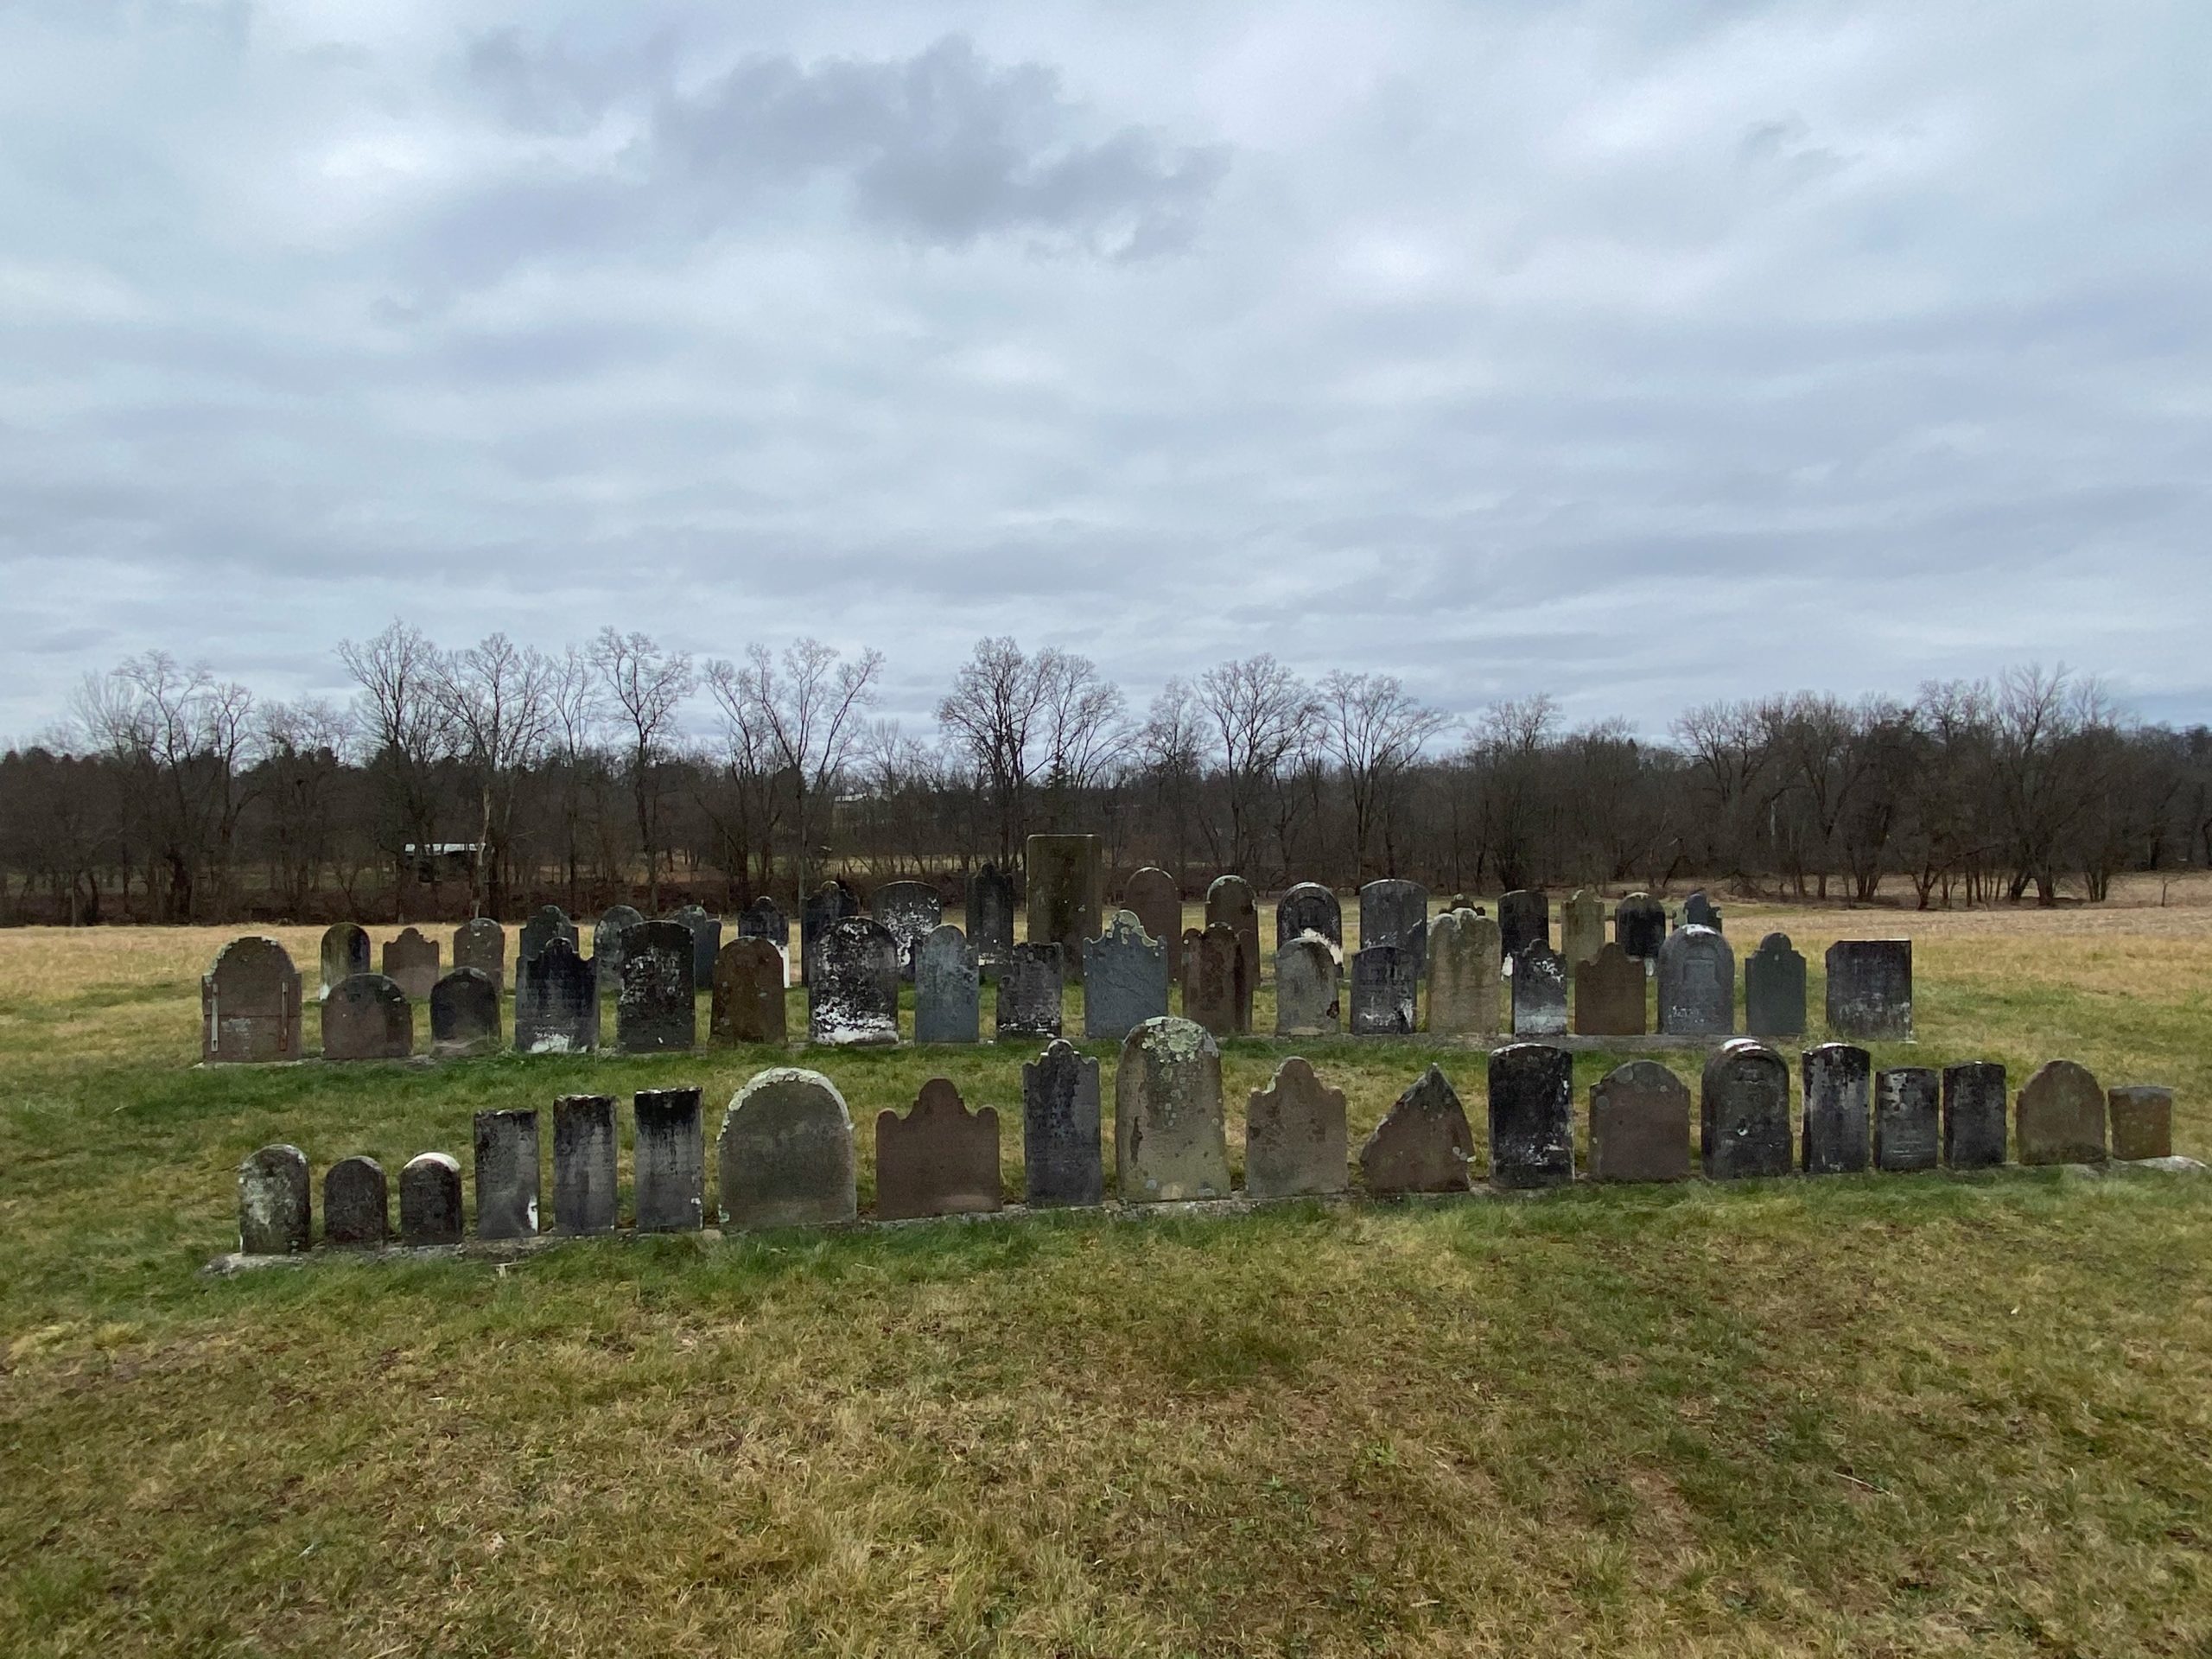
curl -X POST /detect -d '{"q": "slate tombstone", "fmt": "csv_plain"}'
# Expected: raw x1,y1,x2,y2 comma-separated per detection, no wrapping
1122,867,1183,987
1276,881,1343,950
519,905,578,967
1245,1057,1349,1199
633,1086,706,1232
381,927,441,1001
1875,1067,1940,1172
800,880,861,986
996,941,1065,1040
1274,935,1342,1037
1614,893,1668,967
2017,1059,2107,1165
453,918,506,992
1027,834,1103,983
1205,874,1261,1012
1349,944,1416,1035
1801,1043,1872,1173
429,967,502,1058
2108,1085,2175,1161
1825,940,1913,1041
1588,1060,1692,1182
870,880,943,980
515,937,597,1053
319,922,371,998
1657,925,1735,1037
717,1069,857,1229
398,1153,463,1247
1116,1017,1230,1202
735,896,788,950
1942,1062,2008,1169
1573,942,1646,1037
1701,1039,1793,1179
1510,944,1568,1037
594,905,645,988
619,918,699,1052
809,917,900,1046
1425,909,1500,1036
1359,1065,1473,1195
202,937,303,1064
238,1144,311,1254
553,1094,619,1236
474,1108,540,1240
1023,1039,1103,1207
1182,923,1246,1039
966,862,1017,973
877,1078,1002,1221
1488,1043,1574,1189
1683,890,1722,931
1498,889,1551,961
1560,888,1605,969
670,904,721,989
1359,879,1430,977
321,973,413,1060
1084,911,1166,1043
1744,933,1808,1039
322,1155,389,1248
912,924,980,1045
712,937,790,1046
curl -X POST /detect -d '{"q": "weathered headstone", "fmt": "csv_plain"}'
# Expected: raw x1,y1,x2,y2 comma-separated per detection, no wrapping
1359,1065,1472,1195
321,973,413,1060
1588,1060,1692,1182
870,880,943,980
965,862,1017,972
1942,1061,2007,1168
1510,945,1568,1037
1573,942,1646,1037
473,1107,540,1240
2017,1059,2107,1165
1701,1039,1792,1178
322,1155,388,1248
1488,1043,1574,1188
2108,1085,2175,1161
380,927,441,1001
1801,1043,1872,1173
518,905,578,967
735,896,788,950
552,1094,618,1235
877,1078,1002,1220
1657,925,1734,1037
716,1068,857,1229
1205,874,1260,1014
1245,1057,1348,1199
1359,879,1430,976
800,880,861,986
398,1152,463,1246
996,941,1065,1040
1122,867,1183,986
1182,923,1246,1039
515,937,597,1053
1744,933,1808,1038
711,938,789,1046
1276,881,1342,950
1274,935,1342,1037
1498,889,1550,960
810,917,900,1046
453,918,506,992
633,1086,705,1231
1825,940,1913,1040
1350,944,1416,1035
429,967,501,1058
1115,1016,1230,1202
1875,1067,1939,1173
618,918,698,1052
1084,911,1166,1042
671,904,721,989
1425,909,1500,1035
318,922,371,998
238,1143,310,1254
594,905,645,989
1560,888,1605,969
1614,893,1668,966
912,925,980,1045
1683,890,1722,931
1027,834,1102,983
202,937,303,1064
1023,1039,1103,1207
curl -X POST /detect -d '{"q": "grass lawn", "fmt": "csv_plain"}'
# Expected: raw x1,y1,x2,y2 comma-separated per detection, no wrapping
2,897,2209,1656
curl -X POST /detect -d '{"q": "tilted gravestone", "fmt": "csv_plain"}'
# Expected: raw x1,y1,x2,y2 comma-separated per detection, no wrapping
2108,1085,2174,1160
1825,940,1912,1040
1573,942,1646,1037
382,927,441,1001
1276,881,1343,950
870,880,943,980
474,1108,540,1239
1027,834,1103,983
1744,932,1808,1038
1498,889,1550,961
321,973,413,1061
717,1069,857,1230
1349,944,1416,1035
1359,1065,1472,1195
1359,879,1430,977
810,917,900,1046
1084,911,1166,1042
1560,888,1605,969
670,904,721,989
1023,1039,1103,1207
1205,875,1261,1014
203,938,303,1064
594,905,645,988
515,937,597,1053
1245,1057,1348,1199
1589,1060,1692,1182
398,1152,463,1246
1182,924,1246,1039
1489,1043,1574,1189
1683,890,1722,931
912,925,980,1045
1700,1039,1792,1179
1116,1017,1230,1202
2016,1059,2107,1164
1657,925,1734,1037
736,896,788,950
634,1087,706,1232
453,918,506,992
1510,945,1568,1038
618,918,698,1052
1942,1062,2007,1168
1122,867,1183,986
801,880,861,986
552,1094,618,1236
1801,1043,1871,1173
519,905,578,967
995,941,1065,1040
429,967,502,1058
1426,910,1501,1036
319,923,371,999
1274,936,1341,1037
1614,893,1668,966
877,1078,1002,1221
1875,1067,1940,1172
322,1155,388,1248
238,1143,310,1254
966,862,1017,972
712,938,789,1046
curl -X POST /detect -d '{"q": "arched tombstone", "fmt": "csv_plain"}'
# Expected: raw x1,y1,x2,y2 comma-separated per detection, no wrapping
1488,1043,1574,1189
452,918,506,992
1683,890,1722,931
1700,1039,1792,1179
1614,893,1668,968
594,905,645,990
1498,890,1550,961
322,1155,388,1247
1657,925,1735,1037
617,918,698,1053
1875,1067,1940,1172
711,938,789,1045
736,896,788,951
876,1077,1001,1220
202,937,303,1064
1205,875,1260,1012
1275,882,1342,950
1115,1017,1230,1202
2016,1058,2107,1165
801,880,861,986
1122,867,1182,986
1245,1057,1348,1199
965,862,1017,973
1359,1065,1471,1195
1510,945,1567,1038
473,1108,540,1239
1560,889,1605,969
1588,1060,1691,1182
809,916,900,1046
1182,922,1246,1038
669,904,721,989
716,1068,857,1230
238,1143,310,1254
398,1152,463,1246
1084,911,1166,1042
1825,940,1912,1040
429,967,502,1058
1942,1062,2007,1169
996,941,1065,1040
1358,879,1429,978
1023,1039,1103,1207
382,927,441,1001
1274,935,1342,1037
1573,943,1645,1037
869,880,943,981
913,925,980,1045
519,905,578,967
1350,944,1415,1035
1027,834,1102,983
1801,1043,1871,1173
1425,910,1500,1036
1744,933,1807,1038
318,923,371,1000
515,937,597,1053
321,972,413,1060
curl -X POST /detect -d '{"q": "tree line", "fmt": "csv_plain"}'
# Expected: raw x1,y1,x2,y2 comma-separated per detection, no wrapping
3,620,2206,925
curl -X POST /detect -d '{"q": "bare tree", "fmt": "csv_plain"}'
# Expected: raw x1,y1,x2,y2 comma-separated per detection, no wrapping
1315,670,1447,880
255,697,354,918
592,628,695,912
734,639,883,905
1036,650,1132,830
1139,677,1206,878
1196,655,1317,879
434,633,556,916
937,638,1052,862
339,620,453,921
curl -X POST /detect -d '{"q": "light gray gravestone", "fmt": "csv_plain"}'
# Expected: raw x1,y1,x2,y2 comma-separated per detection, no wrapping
453,917,506,992
429,967,501,1058
619,918,698,1052
1573,942,1646,1037
1359,879,1430,977
202,937,303,1064
1122,867,1183,986
1875,1066,1940,1172
2016,1059,2106,1165
1276,881,1342,950
1700,1039,1792,1179
1274,935,1342,1037
1510,945,1568,1038
1116,1016,1231,1202
1425,909,1500,1035
553,1094,619,1235
1350,944,1416,1035
238,1143,310,1254
1359,1065,1472,1195
1023,1039,1103,1207
1744,932,1808,1038
913,925,981,1045
869,880,942,980
966,862,1017,973
473,1108,540,1239
319,922,371,999
1588,1060,1692,1182
717,1068,857,1230
1560,889,1605,969
594,904,645,989
1498,889,1550,961
321,973,412,1061
1245,1056,1348,1199
1027,834,1103,983
322,1155,388,1248
515,936,597,1053
1801,1043,1872,1173
381,926,441,1001
1488,1042,1574,1189
712,937,789,1046
398,1152,463,1246
633,1086,705,1232
876,1077,1002,1220
1942,1061,2007,1168
1657,925,1734,1037
810,917,901,1046
1084,911,1166,1042
1825,939,1912,1040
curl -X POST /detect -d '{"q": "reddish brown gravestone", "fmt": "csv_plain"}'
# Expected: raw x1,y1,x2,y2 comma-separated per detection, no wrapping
875,1078,1002,1221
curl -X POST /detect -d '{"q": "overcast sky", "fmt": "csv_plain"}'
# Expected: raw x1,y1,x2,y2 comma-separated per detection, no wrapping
5,0,2210,747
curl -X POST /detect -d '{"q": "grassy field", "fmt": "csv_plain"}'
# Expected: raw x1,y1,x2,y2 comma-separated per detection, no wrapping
2,894,2209,1656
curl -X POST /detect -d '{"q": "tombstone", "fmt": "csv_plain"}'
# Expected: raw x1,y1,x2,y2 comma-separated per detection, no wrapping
2016,1059,2106,1165
1498,889,1550,961
995,941,1065,1040
1559,888,1605,969
1359,1065,1473,1195
1349,944,1416,1035
716,1068,857,1230
1510,945,1568,1038
237,1143,310,1254
618,918,699,1053
318,922,371,998
429,967,502,1058
594,905,645,988
1116,1016,1230,1202
662,904,717,989
1182,924,1245,1039
1425,910,1500,1036
1825,940,1913,1040
1274,936,1342,1038
809,917,900,1046
912,925,980,1045
1027,833,1102,983
2108,1085,2175,1161
202,937,303,1064
1083,912,1166,1042
711,938,790,1046
876,1078,1002,1221
1275,882,1342,950
398,1152,463,1246
514,937,598,1053
1023,1039,1103,1207
322,1155,389,1248
452,917,506,992
1573,943,1646,1037
1205,874,1260,1013
1358,879,1430,977
518,905,578,967
1656,925,1734,1037
321,973,413,1061
473,1108,540,1240
633,1086,706,1232
1942,1062,2008,1169
869,880,942,980
1875,1067,1940,1173
800,880,861,986
1800,1043,1872,1174
735,896,788,950
1588,1060,1692,1182
1744,933,1808,1039
1488,1043,1574,1189
1700,1039,1793,1179
381,926,441,1001
965,862,1017,972
1614,893,1668,966
1244,1057,1348,1199
1681,890,1720,931
1122,867,1183,986
552,1094,619,1235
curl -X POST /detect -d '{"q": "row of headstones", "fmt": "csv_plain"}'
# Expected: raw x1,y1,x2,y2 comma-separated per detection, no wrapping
233,1020,2177,1254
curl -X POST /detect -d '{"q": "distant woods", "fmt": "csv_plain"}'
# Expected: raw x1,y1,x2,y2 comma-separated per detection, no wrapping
3,623,2205,925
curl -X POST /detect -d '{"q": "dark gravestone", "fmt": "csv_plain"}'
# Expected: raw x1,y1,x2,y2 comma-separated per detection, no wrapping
1614,893,1668,966
319,922,371,998
634,1087,706,1232
869,880,942,980
1023,1039,1104,1207
1657,925,1734,1037
398,1152,463,1246
474,1108,540,1240
2017,1059,2107,1165
996,941,1065,1040
515,937,597,1053
877,1078,1002,1221
202,937,304,1064
913,925,981,1046
1942,1062,2008,1168
429,967,502,1058
1359,1065,1473,1195
1115,1017,1230,1202
1744,932,1808,1039
736,896,789,950
1205,874,1261,1009
1122,867,1183,987
810,918,901,1046
671,904,721,988
1350,944,1416,1035
1182,924,1244,1039
1084,911,1167,1042
1560,889,1606,969
1510,945,1568,1038
716,1068,857,1230
966,862,1017,973
453,918,506,993
322,1155,389,1248
238,1143,310,1255
553,1094,619,1235
619,918,699,1053
1588,1060,1692,1182
1683,890,1721,931
712,938,789,1046
1573,943,1646,1037
321,973,413,1060
801,880,861,986
594,905,645,990
1425,910,1499,1035
2109,1086,2175,1161
1245,1056,1349,1199
1825,939,1913,1040
1488,1043,1574,1189
1498,889,1550,960
1276,881,1342,950
1700,1039,1793,1179
1875,1067,1940,1173
381,927,441,1001
1027,834,1103,983
519,905,579,967
1274,936,1342,1037
1802,1043,1871,1173
1358,879,1429,977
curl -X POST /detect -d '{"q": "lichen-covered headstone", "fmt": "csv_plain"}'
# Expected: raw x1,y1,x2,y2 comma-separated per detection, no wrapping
1359,1065,1472,1195
1488,1042,1574,1189
876,1077,1002,1220
1825,940,1912,1040
801,880,861,986
1084,911,1166,1042
1573,942,1645,1037
1700,1039,1792,1179
1426,909,1500,1035
1116,1017,1230,1202
202,937,303,1064
1205,874,1260,1012
1359,879,1429,978
1614,893,1668,966
1245,1057,1348,1199
473,1108,539,1239
712,938,790,1046
1276,882,1342,950
1683,890,1722,931
1023,1039,1103,1207
966,862,1016,973
619,918,699,1052
1875,1067,1940,1172
321,973,413,1060
1657,925,1734,1037
594,905,645,988
553,1094,618,1235
869,880,942,981
717,1068,857,1230
2108,1085,2174,1161
1510,945,1568,1038
1744,933,1807,1038
1942,1062,2007,1168
1274,935,1341,1037
736,896,788,950
996,941,1065,1040
319,922,371,999
912,925,979,1045
1498,889,1550,961
515,937,597,1053
1182,924,1244,1039
1589,1060,1691,1182
238,1143,310,1254
2017,1059,2107,1165
453,918,506,992
1027,834,1102,983
382,926,441,1001
1350,944,1416,1035
809,917,900,1046
634,1086,705,1232
399,1152,463,1246
1122,867,1182,987
322,1154,388,1247
429,967,502,1058
519,904,579,966
1560,888,1605,969
1801,1043,1871,1174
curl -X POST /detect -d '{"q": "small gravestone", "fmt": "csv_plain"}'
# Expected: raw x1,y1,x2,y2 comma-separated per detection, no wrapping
1122,867,1183,986
1614,893,1668,966
1589,1060,1691,1182
381,927,440,1001
1560,888,1605,969
1573,943,1646,1037
1205,875,1260,1013
1274,936,1341,1036
913,925,980,1045
237,1144,310,1254
552,1094,618,1235
870,881,942,980
594,905,645,988
1875,1067,1940,1172
1489,1043,1574,1188
2017,1059,2106,1165
1801,1043,1871,1173
1657,925,1734,1037
966,862,1017,972
453,918,506,992
1276,882,1342,950
321,973,412,1060
2108,1085,2175,1160
670,904,721,988
515,937,597,1052
399,1152,463,1246
810,918,900,1046
474,1108,539,1239
1701,1039,1792,1179
1683,890,1721,931
996,941,1065,1040
1498,889,1550,961
1084,911,1166,1042
1359,1065,1472,1194
1116,1016,1230,1202
1942,1062,2007,1168
322,1155,388,1248
801,880,861,986
1359,879,1429,976
736,896,788,950
717,1068,857,1229
1744,933,1808,1038
1825,940,1912,1040
1027,834,1103,982
319,923,371,998
202,937,303,1063
619,918,698,1052
1510,945,1568,1037
1023,1039,1103,1207
1182,923,1245,1038
1245,1057,1348,1199
712,938,789,1046
877,1078,1002,1220
1426,910,1501,1035
429,967,501,1058
1350,944,1416,1035
634,1086,705,1231
519,905,577,967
